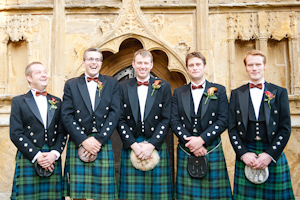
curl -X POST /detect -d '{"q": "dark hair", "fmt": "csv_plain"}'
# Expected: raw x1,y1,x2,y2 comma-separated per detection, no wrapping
83,47,103,61
243,50,266,65
133,49,153,63
185,52,206,67
25,61,43,76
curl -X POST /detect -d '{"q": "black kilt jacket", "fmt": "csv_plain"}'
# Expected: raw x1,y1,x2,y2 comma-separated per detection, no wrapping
171,81,228,146
61,74,120,147
228,82,291,161
117,77,172,150
10,91,67,161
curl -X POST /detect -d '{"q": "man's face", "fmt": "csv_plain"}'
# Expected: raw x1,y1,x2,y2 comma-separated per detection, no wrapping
132,54,153,81
27,64,49,91
83,51,103,77
186,57,206,84
245,55,266,84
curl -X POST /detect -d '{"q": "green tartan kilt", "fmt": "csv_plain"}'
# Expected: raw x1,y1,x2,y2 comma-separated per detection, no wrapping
233,140,294,200
118,136,173,200
175,138,233,200
63,139,117,200
11,144,63,200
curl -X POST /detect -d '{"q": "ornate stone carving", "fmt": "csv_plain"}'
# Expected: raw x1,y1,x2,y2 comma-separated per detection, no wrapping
99,18,115,36
149,15,164,34
228,12,297,41
174,41,190,58
0,15,33,43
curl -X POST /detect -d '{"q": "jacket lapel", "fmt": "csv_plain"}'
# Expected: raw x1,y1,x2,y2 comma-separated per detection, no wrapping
24,91,44,126
94,74,107,111
201,81,210,119
46,95,55,128
238,84,250,130
128,78,139,124
181,84,192,122
264,82,277,129
144,77,156,121
77,76,93,115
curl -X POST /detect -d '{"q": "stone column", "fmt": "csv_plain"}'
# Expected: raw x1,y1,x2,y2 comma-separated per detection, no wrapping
196,0,209,52
0,40,8,94
51,0,66,98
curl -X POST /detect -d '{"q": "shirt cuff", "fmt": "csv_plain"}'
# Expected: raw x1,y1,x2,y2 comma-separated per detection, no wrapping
50,150,61,160
268,153,276,163
31,151,41,163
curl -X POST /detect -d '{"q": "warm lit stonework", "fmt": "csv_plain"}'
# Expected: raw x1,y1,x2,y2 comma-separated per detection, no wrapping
0,0,300,199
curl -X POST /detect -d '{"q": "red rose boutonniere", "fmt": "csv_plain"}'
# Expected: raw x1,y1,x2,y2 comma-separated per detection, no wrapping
203,87,218,104
48,98,58,110
97,81,103,97
264,91,275,109
151,80,162,96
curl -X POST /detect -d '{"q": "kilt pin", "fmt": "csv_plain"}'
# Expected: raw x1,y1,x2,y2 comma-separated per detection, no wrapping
61,74,120,199
171,81,233,200
229,82,294,200
10,91,67,200
117,77,173,200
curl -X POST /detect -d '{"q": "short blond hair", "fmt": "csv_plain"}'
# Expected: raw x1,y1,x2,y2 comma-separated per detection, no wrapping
243,50,266,66
25,61,43,76
133,49,153,63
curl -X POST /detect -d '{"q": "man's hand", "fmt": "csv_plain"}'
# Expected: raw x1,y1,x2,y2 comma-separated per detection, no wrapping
193,146,207,157
241,152,258,167
252,152,272,169
37,152,56,172
139,143,155,160
131,142,142,157
81,137,101,155
185,136,205,153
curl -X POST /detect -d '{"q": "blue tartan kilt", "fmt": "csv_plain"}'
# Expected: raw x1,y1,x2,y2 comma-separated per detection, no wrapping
175,138,233,200
118,136,173,200
11,144,63,200
63,138,117,200
233,140,295,200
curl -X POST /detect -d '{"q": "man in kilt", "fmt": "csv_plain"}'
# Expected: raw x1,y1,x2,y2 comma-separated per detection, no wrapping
171,52,233,200
117,49,173,200
10,62,67,200
61,47,120,200
228,49,294,200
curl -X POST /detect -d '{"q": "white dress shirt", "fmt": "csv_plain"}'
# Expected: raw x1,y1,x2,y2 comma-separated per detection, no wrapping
191,80,206,115
85,73,99,111
31,89,60,163
137,77,150,122
249,79,265,120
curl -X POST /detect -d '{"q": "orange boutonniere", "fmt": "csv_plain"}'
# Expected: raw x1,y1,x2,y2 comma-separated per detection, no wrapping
264,91,275,109
97,81,103,97
203,87,218,104
48,98,58,110
151,80,162,96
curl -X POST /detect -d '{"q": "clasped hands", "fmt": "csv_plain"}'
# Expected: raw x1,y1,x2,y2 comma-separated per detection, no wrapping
185,136,207,157
37,152,57,172
131,142,155,160
242,152,272,170
81,137,102,160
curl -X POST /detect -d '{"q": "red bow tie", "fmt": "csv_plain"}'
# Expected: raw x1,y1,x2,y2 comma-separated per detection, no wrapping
192,84,203,90
137,81,149,87
249,83,263,90
87,76,98,83
36,91,47,96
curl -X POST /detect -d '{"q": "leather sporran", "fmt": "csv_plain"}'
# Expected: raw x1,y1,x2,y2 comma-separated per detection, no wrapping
187,155,208,179
34,162,53,177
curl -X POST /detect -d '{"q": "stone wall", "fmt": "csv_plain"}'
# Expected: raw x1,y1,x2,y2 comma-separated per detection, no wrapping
0,0,300,199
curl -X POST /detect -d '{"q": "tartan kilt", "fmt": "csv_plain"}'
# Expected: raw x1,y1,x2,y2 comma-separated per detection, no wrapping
63,138,117,200
11,144,63,200
118,136,173,200
233,141,295,200
175,138,233,200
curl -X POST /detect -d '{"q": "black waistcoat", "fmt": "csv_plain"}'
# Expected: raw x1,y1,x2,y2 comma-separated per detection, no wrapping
190,92,203,136
246,97,268,143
